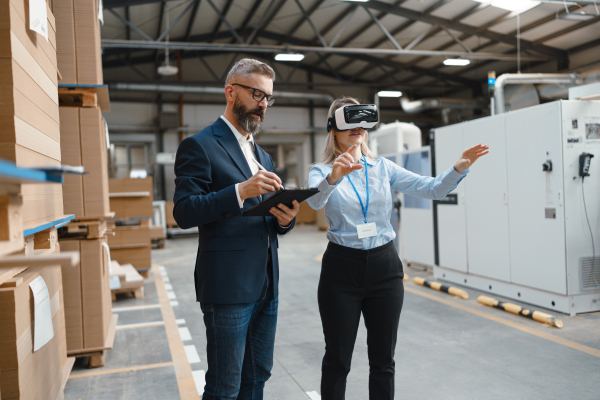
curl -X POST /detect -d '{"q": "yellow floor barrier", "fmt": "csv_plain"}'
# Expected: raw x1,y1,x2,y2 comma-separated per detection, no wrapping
477,295,563,329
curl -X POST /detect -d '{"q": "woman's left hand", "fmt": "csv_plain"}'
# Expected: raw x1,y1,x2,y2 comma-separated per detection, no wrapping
454,144,490,174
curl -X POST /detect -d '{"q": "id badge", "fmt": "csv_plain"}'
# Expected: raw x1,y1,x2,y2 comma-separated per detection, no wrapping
357,222,377,239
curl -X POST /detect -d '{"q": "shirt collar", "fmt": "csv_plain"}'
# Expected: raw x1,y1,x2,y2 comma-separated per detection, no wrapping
220,115,255,146
360,156,376,166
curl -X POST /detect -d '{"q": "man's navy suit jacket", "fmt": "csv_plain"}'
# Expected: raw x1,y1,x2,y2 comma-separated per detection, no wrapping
173,117,295,304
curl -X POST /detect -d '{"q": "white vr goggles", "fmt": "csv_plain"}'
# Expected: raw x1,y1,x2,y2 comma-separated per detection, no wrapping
327,104,379,132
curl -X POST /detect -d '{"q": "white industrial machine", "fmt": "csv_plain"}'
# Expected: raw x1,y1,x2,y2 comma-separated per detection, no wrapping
372,123,435,265
397,147,435,268
370,121,422,156
432,100,600,315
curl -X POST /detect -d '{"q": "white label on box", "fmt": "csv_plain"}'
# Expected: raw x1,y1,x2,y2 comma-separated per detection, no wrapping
29,0,48,41
29,275,54,351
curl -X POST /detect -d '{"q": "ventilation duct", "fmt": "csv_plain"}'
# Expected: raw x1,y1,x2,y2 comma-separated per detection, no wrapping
109,83,335,103
502,84,540,112
400,97,487,114
493,73,579,114
536,69,600,101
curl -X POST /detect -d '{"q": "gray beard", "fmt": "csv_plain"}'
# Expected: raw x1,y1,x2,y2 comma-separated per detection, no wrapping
233,98,264,136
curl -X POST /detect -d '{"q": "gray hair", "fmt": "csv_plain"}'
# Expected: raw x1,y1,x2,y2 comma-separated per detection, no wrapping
225,58,276,86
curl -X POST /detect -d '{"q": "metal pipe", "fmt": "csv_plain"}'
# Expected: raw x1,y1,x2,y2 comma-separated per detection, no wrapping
400,96,487,114
109,83,335,102
494,73,578,114
537,70,600,101
100,39,547,62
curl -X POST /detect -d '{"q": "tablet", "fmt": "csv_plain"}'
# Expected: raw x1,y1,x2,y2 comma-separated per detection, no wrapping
243,187,319,217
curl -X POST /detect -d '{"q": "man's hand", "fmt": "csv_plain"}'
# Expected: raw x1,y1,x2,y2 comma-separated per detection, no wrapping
454,144,490,174
327,144,363,185
269,200,299,227
239,171,283,200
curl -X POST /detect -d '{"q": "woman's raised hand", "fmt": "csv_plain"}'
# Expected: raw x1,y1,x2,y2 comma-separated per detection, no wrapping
327,144,364,185
453,144,490,174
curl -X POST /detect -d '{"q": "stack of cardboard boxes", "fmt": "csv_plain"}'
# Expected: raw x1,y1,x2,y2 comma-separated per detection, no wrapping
53,0,116,364
0,2,72,398
108,177,154,277
0,0,64,229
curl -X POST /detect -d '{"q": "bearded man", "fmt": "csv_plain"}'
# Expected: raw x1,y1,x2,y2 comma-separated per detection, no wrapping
173,59,299,399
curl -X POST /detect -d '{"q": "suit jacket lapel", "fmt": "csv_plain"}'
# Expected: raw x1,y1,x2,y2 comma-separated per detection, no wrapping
254,143,268,171
213,118,253,180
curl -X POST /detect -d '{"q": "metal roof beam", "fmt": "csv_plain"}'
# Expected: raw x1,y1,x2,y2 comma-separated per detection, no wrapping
157,0,201,42
205,0,243,43
100,39,547,61
184,0,202,41
362,5,403,50
292,0,328,47
363,0,567,59
284,0,327,44
104,0,167,9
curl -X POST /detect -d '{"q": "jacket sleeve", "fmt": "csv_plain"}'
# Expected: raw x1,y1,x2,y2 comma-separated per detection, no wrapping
173,136,242,229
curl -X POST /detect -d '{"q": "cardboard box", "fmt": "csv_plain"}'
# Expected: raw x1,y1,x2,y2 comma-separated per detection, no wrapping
53,0,103,85
109,178,154,218
111,246,152,273
165,201,177,227
0,264,67,400
149,225,165,240
59,237,112,352
108,225,151,248
60,106,110,219
295,201,316,224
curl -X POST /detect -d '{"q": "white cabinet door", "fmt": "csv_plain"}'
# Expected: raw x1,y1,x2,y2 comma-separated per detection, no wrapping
505,102,567,294
434,125,468,272
463,116,511,282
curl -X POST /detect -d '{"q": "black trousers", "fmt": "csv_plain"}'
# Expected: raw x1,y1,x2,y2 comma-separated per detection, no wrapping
318,240,404,400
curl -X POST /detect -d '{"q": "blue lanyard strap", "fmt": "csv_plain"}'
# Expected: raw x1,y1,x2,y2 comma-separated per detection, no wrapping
346,155,369,222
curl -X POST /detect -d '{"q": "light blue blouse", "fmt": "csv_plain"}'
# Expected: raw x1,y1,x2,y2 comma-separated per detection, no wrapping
307,157,468,250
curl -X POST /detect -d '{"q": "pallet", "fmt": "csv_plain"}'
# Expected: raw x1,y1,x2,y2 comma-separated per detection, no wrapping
58,87,98,108
151,238,165,249
60,219,108,239
68,314,118,368
111,261,145,300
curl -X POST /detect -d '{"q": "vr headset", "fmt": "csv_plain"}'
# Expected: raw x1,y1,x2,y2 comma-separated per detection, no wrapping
327,104,379,132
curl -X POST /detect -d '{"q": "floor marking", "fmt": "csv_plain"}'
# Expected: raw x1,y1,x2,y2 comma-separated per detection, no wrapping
184,344,201,364
306,391,321,400
165,283,174,291
404,285,600,359
192,370,205,396
167,291,177,300
179,327,192,341
171,300,179,307
112,304,161,312
153,253,196,267
153,264,200,400
176,318,186,325
158,265,166,272
116,321,165,330
163,276,171,283
69,362,174,379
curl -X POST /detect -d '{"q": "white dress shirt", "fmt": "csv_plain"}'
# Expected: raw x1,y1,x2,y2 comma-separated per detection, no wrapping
220,115,259,209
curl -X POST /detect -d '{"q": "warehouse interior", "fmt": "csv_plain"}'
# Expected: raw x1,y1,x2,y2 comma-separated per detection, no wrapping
1,0,600,399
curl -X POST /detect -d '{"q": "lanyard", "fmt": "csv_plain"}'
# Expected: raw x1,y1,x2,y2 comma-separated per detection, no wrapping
346,155,369,223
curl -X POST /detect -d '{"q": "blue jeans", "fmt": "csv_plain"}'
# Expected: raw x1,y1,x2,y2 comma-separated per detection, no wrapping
201,271,278,400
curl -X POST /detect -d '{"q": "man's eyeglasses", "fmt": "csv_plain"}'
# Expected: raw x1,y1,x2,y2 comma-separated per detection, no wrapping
232,83,276,106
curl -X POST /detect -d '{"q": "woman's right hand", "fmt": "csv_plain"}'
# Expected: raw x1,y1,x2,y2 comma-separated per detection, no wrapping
327,144,363,185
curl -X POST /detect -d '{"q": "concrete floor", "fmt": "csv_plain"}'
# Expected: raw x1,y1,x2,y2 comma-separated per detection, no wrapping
65,225,600,400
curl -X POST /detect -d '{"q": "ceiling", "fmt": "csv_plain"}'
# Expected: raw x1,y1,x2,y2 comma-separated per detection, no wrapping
100,0,600,121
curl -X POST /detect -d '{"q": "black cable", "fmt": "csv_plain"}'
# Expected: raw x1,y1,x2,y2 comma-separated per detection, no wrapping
582,177,599,288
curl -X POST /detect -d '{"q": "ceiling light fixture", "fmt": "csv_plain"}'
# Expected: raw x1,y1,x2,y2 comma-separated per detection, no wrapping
443,58,471,66
475,0,540,13
558,0,598,21
157,6,178,76
275,53,305,61
377,91,403,97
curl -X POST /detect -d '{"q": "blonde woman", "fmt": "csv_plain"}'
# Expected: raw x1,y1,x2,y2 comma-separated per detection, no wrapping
307,97,489,399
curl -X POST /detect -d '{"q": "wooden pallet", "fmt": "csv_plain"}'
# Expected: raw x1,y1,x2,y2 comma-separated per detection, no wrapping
58,87,98,108
151,238,165,249
111,261,145,300
0,190,24,257
67,314,118,368
60,219,107,239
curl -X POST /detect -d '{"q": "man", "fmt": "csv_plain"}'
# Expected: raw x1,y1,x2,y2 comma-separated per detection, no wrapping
173,59,299,399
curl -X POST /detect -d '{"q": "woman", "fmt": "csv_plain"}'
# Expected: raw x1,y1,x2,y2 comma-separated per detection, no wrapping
307,97,489,399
